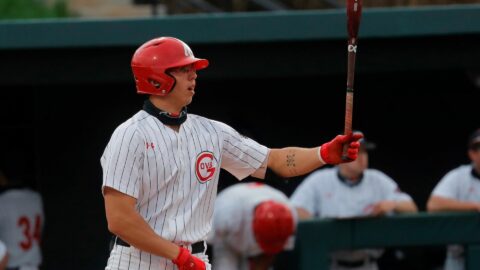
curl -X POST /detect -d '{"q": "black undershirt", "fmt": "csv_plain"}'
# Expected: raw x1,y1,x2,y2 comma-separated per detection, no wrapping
142,99,187,126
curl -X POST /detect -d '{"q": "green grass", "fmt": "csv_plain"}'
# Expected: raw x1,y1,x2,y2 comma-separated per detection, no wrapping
0,0,70,20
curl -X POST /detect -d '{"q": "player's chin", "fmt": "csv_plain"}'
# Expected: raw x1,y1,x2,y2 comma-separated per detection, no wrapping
184,96,193,106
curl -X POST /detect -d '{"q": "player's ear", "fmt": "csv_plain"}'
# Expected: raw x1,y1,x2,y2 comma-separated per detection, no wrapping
148,79,161,89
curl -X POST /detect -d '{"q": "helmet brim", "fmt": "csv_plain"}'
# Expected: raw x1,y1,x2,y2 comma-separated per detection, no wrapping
171,58,209,71
193,58,209,70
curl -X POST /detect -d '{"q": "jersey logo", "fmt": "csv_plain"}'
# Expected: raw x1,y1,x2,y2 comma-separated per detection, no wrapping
195,151,218,183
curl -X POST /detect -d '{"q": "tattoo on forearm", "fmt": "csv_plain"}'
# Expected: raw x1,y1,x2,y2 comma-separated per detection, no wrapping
286,153,296,167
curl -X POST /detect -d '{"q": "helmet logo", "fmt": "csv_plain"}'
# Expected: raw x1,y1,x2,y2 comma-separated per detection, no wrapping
181,41,194,57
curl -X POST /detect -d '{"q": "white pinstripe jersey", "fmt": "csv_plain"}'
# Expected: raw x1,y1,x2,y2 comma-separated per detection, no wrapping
101,110,269,269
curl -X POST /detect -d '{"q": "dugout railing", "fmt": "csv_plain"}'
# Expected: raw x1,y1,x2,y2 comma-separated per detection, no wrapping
296,212,480,270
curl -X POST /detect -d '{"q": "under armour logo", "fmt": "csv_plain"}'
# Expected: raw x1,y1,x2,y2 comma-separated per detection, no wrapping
146,142,155,149
348,44,357,53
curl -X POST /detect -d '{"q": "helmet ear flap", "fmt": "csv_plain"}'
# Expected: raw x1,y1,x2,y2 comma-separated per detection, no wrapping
135,71,176,96
147,72,176,96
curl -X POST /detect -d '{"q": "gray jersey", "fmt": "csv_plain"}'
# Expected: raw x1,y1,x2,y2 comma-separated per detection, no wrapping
0,240,6,263
101,111,269,270
432,164,480,201
209,183,296,270
291,167,412,270
291,167,412,218
431,164,480,270
0,188,44,269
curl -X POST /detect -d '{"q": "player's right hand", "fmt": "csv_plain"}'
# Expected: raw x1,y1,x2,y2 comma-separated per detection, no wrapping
172,247,206,270
319,132,363,164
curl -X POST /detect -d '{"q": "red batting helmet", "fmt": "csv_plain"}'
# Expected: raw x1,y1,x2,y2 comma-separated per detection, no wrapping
252,200,295,255
131,37,209,96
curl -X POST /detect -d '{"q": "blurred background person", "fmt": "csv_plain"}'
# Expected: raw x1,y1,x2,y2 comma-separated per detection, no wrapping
0,168,44,270
209,182,297,270
427,128,480,270
290,131,418,270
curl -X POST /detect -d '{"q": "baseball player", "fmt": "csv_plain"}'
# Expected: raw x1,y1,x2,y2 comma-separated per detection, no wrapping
0,169,44,270
101,36,364,270
291,132,417,270
426,128,480,270
0,240,7,270
208,182,296,270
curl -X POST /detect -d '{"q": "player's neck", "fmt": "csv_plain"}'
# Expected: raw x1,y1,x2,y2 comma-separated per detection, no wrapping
143,98,187,126
167,125,180,132
338,168,362,182
149,96,183,114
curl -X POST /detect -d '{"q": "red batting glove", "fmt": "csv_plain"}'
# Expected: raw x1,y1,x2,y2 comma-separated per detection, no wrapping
172,247,206,270
319,132,363,164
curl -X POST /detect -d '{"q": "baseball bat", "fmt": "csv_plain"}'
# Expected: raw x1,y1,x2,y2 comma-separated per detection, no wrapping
342,0,363,160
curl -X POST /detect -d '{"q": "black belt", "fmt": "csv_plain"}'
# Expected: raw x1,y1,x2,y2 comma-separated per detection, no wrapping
335,258,375,268
112,236,205,254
